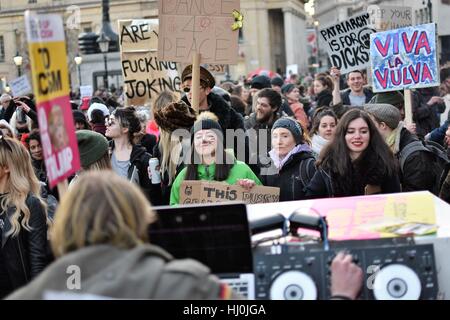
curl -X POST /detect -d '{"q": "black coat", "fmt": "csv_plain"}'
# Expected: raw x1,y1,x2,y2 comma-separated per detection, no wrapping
110,142,162,205
397,128,438,193
316,90,333,109
0,194,48,293
261,151,316,202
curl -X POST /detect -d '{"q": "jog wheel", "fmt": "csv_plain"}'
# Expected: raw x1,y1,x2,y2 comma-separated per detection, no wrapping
270,271,318,300
373,264,422,300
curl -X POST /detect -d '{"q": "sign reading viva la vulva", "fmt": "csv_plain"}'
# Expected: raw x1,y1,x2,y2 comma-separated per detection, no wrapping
370,23,440,92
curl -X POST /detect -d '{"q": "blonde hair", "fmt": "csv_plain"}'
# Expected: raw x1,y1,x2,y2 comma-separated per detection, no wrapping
0,137,46,237
51,171,156,257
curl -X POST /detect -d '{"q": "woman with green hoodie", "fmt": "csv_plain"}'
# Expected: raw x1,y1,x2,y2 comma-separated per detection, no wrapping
170,114,261,205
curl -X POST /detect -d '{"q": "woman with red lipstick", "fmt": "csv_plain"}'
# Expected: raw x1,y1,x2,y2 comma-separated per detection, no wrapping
306,109,400,198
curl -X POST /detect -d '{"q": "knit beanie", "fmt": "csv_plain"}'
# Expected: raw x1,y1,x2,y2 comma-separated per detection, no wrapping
368,91,404,106
76,130,109,168
272,117,303,144
281,83,296,95
190,118,223,137
251,75,271,90
154,101,197,133
364,103,401,129
271,77,284,87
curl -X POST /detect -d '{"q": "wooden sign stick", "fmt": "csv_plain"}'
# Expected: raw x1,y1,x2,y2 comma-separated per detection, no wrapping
57,179,69,199
404,89,413,125
191,53,201,113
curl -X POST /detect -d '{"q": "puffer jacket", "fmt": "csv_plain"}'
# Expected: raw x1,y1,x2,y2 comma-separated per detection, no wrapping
6,244,241,300
1,194,48,294
261,151,316,202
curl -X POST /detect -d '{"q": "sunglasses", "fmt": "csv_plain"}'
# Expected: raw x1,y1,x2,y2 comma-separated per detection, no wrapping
182,86,205,93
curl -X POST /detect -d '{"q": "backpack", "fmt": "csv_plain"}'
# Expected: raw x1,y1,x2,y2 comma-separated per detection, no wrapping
398,140,450,195
298,155,316,190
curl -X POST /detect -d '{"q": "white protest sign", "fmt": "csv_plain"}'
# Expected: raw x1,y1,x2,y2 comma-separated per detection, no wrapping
9,75,32,97
319,13,376,74
286,64,298,77
79,85,93,98
367,5,412,32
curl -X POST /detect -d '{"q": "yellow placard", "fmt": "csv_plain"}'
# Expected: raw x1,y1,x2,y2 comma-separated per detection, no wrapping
28,41,70,103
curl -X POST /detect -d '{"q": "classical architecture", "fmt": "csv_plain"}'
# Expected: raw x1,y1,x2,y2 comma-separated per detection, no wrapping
0,0,310,93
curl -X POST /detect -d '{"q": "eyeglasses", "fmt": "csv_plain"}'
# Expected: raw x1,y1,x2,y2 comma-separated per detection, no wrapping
0,135,13,152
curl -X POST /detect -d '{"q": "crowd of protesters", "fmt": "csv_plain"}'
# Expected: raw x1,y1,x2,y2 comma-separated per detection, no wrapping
0,62,450,299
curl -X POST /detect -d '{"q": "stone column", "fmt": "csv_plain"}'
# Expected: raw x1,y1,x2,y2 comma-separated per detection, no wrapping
282,8,296,68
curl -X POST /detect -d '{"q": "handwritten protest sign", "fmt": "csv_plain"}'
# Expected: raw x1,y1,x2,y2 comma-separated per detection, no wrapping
370,23,440,93
119,19,182,107
158,0,240,64
9,75,32,97
180,180,280,205
79,85,93,98
205,64,226,75
367,5,412,32
25,11,80,188
319,13,376,74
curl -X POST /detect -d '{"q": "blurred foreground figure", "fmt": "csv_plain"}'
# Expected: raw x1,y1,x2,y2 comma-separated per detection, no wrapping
6,172,239,300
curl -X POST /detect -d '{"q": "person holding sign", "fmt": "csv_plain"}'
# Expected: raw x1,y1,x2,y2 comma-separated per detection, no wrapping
306,109,400,198
0,137,49,298
170,114,261,205
260,118,316,202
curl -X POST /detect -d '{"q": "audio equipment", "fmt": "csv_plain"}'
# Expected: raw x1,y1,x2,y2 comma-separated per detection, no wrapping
253,238,438,300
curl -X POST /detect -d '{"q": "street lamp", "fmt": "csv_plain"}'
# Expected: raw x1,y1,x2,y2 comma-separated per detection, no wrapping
13,52,23,77
97,32,110,90
74,54,83,87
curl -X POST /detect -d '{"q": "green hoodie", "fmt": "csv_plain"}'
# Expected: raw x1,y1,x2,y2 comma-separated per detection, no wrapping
170,160,262,205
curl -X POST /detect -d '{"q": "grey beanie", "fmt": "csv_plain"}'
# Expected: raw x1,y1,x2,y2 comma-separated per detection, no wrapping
364,103,401,129
272,117,303,144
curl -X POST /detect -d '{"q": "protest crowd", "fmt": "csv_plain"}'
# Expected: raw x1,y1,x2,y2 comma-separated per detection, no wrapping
1,2,450,302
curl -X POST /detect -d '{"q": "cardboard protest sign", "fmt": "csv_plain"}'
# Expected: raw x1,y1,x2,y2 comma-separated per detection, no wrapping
286,64,298,77
158,0,240,64
180,180,280,205
367,5,412,32
119,19,182,107
205,64,226,75
79,85,93,98
370,23,440,93
9,75,32,97
25,11,80,188
319,13,376,74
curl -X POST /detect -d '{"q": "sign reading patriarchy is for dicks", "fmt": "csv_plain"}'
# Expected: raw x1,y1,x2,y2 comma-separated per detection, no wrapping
370,23,440,92
25,11,80,188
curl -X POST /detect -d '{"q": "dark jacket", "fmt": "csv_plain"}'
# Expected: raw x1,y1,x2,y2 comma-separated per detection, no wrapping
316,90,333,109
152,142,185,206
305,150,401,198
340,88,374,106
397,128,436,193
413,89,444,138
91,123,107,137
6,244,241,300
0,194,48,294
110,142,162,205
261,151,316,202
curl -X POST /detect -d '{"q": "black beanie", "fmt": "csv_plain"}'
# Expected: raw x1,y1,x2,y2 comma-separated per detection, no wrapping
272,117,303,145
190,119,223,136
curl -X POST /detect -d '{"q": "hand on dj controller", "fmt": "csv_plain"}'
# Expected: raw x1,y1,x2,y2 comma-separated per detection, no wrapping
330,252,364,300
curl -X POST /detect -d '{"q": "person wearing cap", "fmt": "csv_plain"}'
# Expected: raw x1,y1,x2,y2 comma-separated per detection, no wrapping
270,77,284,94
170,114,261,205
281,83,309,129
364,103,437,193
306,109,400,198
181,65,244,133
260,118,316,202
